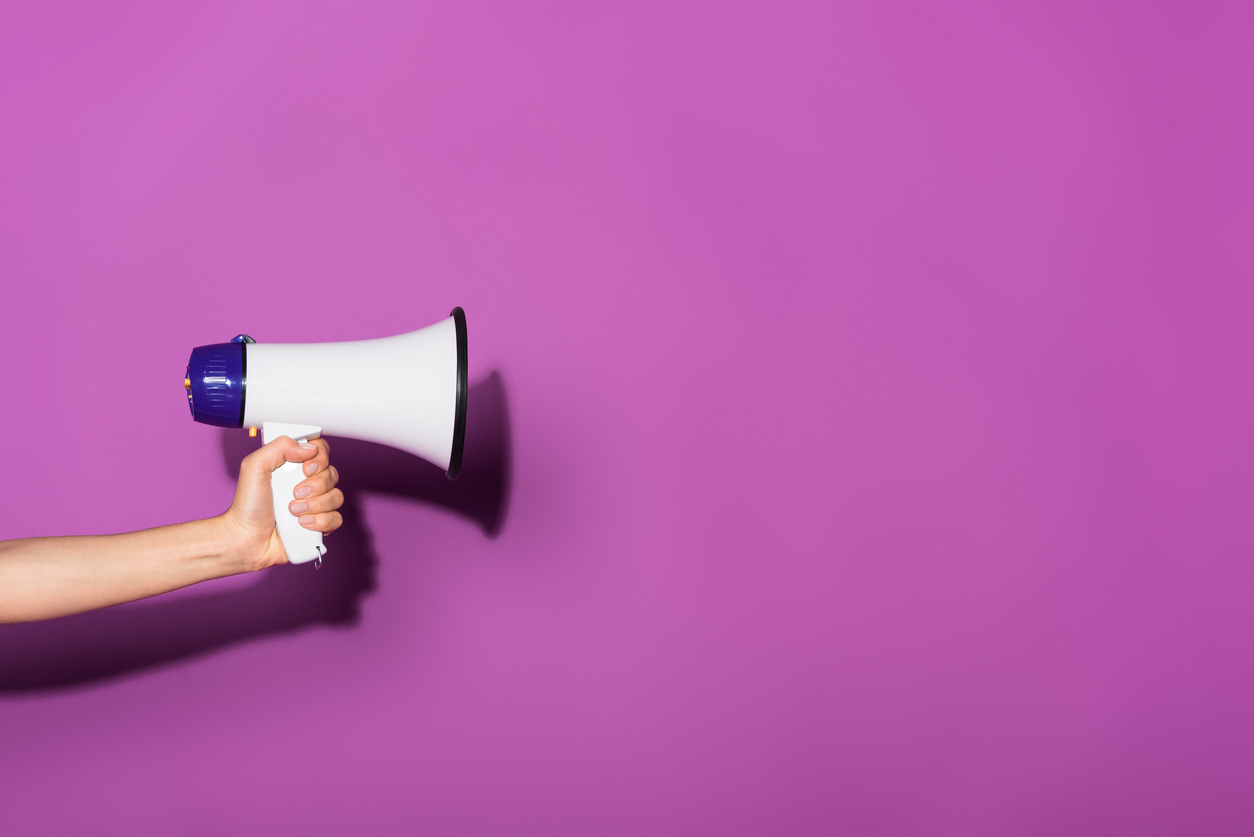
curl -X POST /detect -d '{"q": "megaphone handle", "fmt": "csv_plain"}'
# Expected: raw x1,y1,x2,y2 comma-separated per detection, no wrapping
262,422,326,566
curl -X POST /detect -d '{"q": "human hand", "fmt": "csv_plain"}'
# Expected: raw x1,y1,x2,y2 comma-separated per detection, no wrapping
218,436,344,573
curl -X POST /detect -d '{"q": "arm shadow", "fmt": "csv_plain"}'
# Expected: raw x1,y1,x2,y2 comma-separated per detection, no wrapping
0,371,511,694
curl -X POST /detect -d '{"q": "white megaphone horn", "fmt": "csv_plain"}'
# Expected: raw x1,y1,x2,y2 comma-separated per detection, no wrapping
184,307,468,566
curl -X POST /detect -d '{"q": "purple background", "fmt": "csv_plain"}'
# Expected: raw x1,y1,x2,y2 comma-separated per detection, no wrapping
1,2,1252,834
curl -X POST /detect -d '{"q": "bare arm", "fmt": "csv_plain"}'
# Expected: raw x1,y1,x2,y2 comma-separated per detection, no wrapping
0,436,343,624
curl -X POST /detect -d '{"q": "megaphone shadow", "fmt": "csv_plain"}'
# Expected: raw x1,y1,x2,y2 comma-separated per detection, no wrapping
0,372,511,694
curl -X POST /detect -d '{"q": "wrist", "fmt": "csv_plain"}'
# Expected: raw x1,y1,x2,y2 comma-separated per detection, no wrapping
210,511,260,576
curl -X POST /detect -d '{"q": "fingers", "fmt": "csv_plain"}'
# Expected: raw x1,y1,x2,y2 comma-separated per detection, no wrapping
299,437,331,477
294,465,338,502
289,487,344,518
288,460,341,524
296,510,343,534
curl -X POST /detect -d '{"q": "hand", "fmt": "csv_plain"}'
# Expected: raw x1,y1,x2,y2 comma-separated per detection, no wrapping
218,436,344,572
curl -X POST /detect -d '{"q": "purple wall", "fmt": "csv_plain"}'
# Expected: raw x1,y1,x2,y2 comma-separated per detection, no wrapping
2,2,1252,834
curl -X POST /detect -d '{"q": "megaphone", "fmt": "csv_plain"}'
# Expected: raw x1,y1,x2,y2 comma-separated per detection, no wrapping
184,307,468,566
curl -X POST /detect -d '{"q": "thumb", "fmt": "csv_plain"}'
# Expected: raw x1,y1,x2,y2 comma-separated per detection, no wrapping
244,435,318,477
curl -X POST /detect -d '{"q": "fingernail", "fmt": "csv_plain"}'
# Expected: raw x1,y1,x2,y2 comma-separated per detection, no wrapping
290,502,308,514
300,442,317,450
294,486,312,499
299,515,314,525
304,461,320,476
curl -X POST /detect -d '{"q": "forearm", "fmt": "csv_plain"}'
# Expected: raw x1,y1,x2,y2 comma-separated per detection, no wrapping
0,517,246,624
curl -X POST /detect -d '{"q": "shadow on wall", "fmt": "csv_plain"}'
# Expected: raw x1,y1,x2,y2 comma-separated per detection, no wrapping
0,372,511,694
